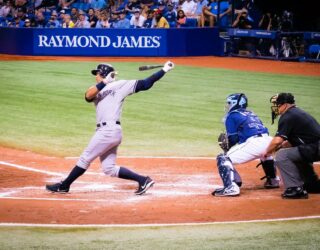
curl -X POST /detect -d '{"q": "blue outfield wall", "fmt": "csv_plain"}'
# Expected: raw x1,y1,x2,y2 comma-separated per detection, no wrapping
0,27,224,57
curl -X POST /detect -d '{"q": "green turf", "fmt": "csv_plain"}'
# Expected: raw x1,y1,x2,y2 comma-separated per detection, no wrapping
0,61,319,157
0,219,319,249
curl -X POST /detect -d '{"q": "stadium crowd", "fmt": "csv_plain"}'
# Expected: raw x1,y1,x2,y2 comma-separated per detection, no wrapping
0,0,283,29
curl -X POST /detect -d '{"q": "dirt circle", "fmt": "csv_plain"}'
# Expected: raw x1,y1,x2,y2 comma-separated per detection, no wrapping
0,146,319,225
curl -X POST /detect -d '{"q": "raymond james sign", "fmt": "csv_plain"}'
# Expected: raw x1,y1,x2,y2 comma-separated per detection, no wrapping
33,28,167,56
37,35,162,48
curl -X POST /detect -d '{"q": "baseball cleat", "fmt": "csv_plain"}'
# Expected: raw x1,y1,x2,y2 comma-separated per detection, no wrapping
281,186,308,199
211,186,224,196
264,176,280,189
214,182,240,197
135,177,154,195
46,182,69,193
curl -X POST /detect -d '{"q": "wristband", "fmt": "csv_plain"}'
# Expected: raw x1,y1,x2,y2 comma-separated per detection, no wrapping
96,82,106,91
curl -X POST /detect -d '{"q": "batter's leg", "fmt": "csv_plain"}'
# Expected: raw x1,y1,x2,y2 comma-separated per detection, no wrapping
100,146,154,195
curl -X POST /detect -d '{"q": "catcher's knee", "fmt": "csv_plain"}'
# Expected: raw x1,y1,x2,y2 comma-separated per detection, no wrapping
102,164,120,177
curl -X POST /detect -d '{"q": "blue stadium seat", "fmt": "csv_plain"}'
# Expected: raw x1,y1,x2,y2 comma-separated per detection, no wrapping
309,44,320,59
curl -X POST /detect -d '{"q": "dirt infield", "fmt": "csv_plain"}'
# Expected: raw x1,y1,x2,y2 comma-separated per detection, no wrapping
0,55,319,225
1,54,320,77
0,146,319,225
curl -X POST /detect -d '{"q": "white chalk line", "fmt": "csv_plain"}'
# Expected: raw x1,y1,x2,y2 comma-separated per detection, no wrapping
0,216,319,228
65,156,217,160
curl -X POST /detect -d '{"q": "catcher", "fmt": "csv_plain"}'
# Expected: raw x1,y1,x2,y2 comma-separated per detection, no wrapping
213,93,280,197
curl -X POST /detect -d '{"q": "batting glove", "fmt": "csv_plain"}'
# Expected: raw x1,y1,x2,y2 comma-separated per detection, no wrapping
163,61,175,72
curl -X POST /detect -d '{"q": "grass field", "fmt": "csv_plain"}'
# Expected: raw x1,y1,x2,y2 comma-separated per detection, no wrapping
0,218,320,249
0,60,319,157
1,60,320,249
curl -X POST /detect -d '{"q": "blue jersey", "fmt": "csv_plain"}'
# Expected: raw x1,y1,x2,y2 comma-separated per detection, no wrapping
225,108,268,144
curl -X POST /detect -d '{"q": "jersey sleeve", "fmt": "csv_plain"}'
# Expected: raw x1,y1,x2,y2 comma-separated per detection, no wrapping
115,80,138,99
275,115,292,140
225,114,238,136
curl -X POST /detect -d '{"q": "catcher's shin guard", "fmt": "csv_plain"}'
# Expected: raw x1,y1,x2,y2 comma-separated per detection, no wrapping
217,154,240,187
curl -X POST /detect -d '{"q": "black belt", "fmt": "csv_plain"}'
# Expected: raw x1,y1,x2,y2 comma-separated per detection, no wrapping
97,121,121,127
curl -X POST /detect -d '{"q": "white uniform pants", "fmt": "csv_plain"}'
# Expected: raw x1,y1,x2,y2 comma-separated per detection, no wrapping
76,123,122,177
227,134,273,164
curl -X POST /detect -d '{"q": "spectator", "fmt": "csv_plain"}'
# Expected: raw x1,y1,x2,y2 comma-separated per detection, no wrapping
10,16,24,27
36,0,59,10
232,8,252,29
265,93,320,199
74,9,90,27
96,10,110,28
232,9,256,56
108,11,119,27
70,7,78,23
113,10,130,28
35,10,47,27
61,13,74,27
140,4,150,19
0,1,12,18
257,12,273,56
90,0,107,10
157,1,167,14
164,3,176,27
259,12,272,30
125,0,140,15
181,0,196,18
59,0,76,10
15,0,28,8
130,8,146,28
16,7,27,21
143,9,155,28
176,8,186,27
87,8,98,28
200,0,230,27
194,0,207,27
140,0,154,9
154,8,169,28
50,10,60,26
23,17,31,27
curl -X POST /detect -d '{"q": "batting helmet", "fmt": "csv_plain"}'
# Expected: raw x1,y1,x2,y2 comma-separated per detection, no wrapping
91,64,115,78
225,93,248,113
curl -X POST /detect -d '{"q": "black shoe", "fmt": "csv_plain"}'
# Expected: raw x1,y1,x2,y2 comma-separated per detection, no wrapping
46,182,69,193
281,186,308,199
135,177,154,195
264,177,280,189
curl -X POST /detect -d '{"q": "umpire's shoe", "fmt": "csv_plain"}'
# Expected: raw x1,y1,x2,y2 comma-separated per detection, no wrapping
135,177,154,195
46,182,69,193
281,186,308,199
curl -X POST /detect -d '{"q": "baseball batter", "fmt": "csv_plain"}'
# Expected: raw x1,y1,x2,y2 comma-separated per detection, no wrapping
213,93,280,197
46,61,175,195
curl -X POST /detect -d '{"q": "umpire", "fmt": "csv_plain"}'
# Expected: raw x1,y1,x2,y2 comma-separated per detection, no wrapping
265,93,320,199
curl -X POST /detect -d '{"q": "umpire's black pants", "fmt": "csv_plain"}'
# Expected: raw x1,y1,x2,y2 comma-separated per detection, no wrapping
275,147,319,190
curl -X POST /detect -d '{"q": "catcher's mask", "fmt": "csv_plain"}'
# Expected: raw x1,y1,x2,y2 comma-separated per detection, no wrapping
270,93,295,124
91,64,117,81
225,93,248,113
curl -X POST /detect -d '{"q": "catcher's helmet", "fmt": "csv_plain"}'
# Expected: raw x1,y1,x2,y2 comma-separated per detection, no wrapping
91,64,115,78
226,93,248,112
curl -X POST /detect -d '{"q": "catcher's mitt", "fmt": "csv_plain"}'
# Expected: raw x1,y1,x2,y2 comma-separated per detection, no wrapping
218,132,229,153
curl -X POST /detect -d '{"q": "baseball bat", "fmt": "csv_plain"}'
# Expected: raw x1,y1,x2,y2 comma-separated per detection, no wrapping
138,65,163,71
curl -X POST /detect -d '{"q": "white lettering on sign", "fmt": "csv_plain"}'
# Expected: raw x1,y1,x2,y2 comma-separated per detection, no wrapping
37,35,161,49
